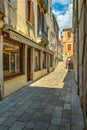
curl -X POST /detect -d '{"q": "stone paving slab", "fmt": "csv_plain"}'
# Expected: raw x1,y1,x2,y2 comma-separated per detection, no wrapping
0,62,85,130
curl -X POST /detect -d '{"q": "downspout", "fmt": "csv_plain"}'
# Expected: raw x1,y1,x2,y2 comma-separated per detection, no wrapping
76,0,79,95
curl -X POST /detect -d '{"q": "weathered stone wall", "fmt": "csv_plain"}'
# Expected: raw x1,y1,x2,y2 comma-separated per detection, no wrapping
76,0,87,129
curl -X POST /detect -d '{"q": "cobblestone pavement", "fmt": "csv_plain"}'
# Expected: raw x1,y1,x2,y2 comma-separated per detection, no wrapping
0,62,85,130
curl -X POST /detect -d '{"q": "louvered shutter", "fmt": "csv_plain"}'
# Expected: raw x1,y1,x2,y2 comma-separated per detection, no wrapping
26,0,29,20
32,2,34,25
30,1,33,23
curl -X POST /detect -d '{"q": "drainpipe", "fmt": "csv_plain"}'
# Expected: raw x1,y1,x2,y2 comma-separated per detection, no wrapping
0,0,5,100
76,0,79,95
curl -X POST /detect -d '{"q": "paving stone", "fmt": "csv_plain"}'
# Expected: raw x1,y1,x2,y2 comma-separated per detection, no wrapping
18,113,32,123
26,109,35,114
71,115,84,127
0,117,7,124
3,116,18,126
53,110,62,118
23,128,32,130
13,110,24,117
64,104,71,110
61,117,70,123
71,125,83,130
48,125,60,130
57,100,65,107
25,121,36,129
30,116,40,122
39,114,52,122
9,121,25,130
33,112,41,117
2,111,13,118
51,118,61,125
0,125,9,130
60,123,70,130
62,110,71,118
55,107,63,111
35,121,49,130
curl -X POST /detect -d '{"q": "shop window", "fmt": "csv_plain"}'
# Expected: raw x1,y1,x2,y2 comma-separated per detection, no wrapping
3,43,22,78
34,49,40,71
68,44,71,51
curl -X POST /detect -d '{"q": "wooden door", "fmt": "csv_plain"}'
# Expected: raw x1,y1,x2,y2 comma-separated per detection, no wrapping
27,48,31,81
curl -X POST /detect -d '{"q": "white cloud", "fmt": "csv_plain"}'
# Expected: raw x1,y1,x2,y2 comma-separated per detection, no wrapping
52,0,72,5
53,4,73,35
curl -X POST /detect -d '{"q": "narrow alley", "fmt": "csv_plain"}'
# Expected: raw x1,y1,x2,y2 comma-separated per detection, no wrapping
0,62,84,130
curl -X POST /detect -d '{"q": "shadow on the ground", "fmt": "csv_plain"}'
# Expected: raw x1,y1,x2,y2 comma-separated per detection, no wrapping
0,69,85,130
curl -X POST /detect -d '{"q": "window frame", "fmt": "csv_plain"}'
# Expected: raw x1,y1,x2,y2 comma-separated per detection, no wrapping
34,49,40,71
27,0,34,24
68,44,71,51
3,42,23,80
67,32,71,38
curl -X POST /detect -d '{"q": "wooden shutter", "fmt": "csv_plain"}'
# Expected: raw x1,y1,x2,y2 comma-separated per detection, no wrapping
29,1,33,23
32,2,34,25
26,0,29,19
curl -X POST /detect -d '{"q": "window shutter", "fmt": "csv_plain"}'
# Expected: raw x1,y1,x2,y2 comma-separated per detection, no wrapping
30,1,33,23
26,0,29,20
32,2,34,25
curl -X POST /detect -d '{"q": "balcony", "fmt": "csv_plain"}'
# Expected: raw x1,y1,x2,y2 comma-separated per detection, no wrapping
38,0,48,13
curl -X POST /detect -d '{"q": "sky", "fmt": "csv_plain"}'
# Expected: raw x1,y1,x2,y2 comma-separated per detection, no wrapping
52,0,73,36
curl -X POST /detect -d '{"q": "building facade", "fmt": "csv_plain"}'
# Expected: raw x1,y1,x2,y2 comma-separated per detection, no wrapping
63,27,74,59
45,0,59,67
0,0,59,98
51,13,59,67
73,0,87,129
58,36,63,61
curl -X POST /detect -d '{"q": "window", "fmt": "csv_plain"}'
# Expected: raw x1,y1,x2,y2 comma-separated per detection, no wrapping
42,13,44,32
68,32,71,38
34,49,40,71
68,44,71,51
8,0,14,6
27,0,34,24
37,6,41,35
3,43,22,78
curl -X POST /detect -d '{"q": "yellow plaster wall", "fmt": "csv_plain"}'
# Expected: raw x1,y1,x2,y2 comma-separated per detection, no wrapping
63,29,74,57
33,69,48,80
49,67,53,72
4,75,26,97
